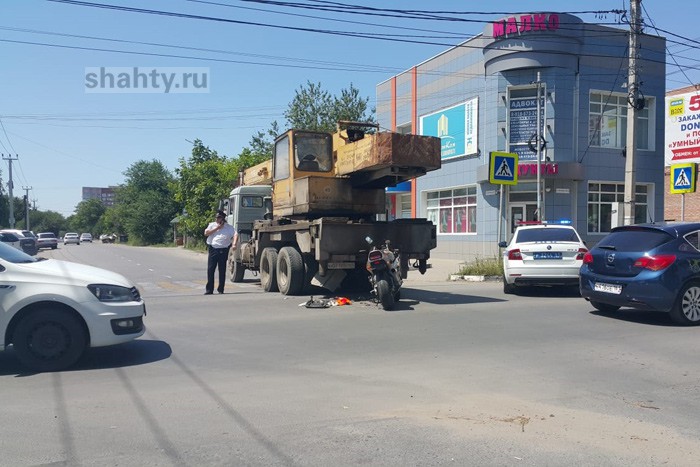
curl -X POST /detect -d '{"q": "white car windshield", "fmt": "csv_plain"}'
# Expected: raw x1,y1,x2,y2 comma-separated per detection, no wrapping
0,241,39,263
516,228,580,243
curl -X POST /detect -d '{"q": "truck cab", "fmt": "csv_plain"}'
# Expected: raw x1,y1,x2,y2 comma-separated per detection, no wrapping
224,185,272,238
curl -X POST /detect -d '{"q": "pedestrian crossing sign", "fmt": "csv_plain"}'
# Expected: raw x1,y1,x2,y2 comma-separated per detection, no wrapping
489,151,518,185
670,163,696,194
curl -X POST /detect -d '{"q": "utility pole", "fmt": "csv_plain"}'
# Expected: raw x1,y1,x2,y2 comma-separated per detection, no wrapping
2,154,18,228
623,0,642,225
23,186,32,230
535,71,543,221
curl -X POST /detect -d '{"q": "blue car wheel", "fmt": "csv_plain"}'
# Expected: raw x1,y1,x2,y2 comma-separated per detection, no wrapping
670,282,700,326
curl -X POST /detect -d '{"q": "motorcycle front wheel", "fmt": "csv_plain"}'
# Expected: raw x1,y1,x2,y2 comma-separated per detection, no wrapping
376,278,395,311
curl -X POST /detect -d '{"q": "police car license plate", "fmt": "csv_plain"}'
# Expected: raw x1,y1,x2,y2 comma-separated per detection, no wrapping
594,282,622,294
533,252,562,260
328,262,355,269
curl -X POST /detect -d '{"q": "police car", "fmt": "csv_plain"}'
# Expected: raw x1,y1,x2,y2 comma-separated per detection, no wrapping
498,220,588,294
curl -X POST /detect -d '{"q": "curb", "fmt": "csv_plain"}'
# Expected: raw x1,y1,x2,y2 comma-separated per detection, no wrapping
450,274,502,282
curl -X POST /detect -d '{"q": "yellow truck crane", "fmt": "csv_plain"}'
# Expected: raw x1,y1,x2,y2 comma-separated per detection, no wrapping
224,122,441,295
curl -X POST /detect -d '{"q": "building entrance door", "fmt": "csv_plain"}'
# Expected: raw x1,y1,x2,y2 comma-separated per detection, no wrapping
509,203,538,234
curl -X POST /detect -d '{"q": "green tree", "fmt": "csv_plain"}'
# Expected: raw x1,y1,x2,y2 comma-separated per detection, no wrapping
70,198,106,234
26,210,66,235
284,81,374,133
116,160,178,244
174,140,235,246
249,121,280,160
330,83,375,126
174,140,271,246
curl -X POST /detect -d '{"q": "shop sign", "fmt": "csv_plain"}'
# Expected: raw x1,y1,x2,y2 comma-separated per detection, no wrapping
665,90,700,166
420,97,478,160
518,163,559,178
493,13,560,38
509,95,545,161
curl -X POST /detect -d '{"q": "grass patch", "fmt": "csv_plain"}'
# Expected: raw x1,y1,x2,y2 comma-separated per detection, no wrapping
457,256,503,276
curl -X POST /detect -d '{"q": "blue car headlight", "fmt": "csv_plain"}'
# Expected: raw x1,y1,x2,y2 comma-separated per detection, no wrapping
88,284,134,302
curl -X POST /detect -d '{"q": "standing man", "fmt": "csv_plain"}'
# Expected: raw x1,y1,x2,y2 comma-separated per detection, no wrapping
204,210,237,294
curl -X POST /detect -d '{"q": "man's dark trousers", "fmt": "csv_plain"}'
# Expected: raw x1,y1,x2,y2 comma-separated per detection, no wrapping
206,245,230,294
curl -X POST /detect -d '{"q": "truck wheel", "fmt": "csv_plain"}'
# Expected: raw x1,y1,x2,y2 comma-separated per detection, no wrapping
12,308,87,372
229,260,245,283
277,246,304,295
260,248,278,292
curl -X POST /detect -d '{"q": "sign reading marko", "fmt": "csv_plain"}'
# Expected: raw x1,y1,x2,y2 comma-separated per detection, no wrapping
420,97,478,160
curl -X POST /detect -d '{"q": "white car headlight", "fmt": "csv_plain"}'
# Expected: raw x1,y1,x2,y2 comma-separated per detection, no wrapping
88,284,135,302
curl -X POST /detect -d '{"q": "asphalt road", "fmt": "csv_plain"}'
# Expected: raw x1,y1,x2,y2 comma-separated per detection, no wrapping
2,243,700,466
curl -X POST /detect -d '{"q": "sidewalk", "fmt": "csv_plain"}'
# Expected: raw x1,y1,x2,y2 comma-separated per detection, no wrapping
405,257,466,284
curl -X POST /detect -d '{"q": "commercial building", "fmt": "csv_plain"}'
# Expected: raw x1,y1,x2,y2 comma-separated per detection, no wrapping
82,186,116,207
377,12,666,260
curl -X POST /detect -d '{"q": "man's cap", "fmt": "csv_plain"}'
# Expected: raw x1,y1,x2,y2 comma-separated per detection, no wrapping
216,210,226,218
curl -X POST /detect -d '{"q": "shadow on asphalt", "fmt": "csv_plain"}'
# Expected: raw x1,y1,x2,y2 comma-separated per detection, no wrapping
0,339,172,377
300,286,506,308
589,309,681,327
508,286,582,298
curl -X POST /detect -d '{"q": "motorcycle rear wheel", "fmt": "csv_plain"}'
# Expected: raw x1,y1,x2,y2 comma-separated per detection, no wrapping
376,279,395,311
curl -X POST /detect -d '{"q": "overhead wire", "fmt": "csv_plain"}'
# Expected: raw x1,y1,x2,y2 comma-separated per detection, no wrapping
39,0,698,72
641,2,699,91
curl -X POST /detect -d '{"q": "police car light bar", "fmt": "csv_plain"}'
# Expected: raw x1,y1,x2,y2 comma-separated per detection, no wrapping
516,219,572,226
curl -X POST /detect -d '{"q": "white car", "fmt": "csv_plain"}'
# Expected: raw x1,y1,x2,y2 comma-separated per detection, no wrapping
80,233,93,243
0,241,146,371
499,221,588,294
0,229,38,255
63,232,80,245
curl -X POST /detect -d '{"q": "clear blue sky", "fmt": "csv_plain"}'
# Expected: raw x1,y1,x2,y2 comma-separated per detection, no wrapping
1,0,698,216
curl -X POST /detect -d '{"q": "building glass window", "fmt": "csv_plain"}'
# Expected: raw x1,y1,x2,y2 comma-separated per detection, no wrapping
587,182,649,233
588,92,653,150
426,186,477,234
399,193,412,219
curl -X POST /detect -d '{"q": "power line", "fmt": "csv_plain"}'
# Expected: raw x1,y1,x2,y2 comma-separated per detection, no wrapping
641,2,699,90
43,0,646,63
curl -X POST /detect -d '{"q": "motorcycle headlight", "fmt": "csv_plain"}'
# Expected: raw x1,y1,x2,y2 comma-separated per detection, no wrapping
88,284,134,302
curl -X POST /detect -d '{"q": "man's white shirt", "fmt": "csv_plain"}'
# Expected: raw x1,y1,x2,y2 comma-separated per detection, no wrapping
206,222,235,248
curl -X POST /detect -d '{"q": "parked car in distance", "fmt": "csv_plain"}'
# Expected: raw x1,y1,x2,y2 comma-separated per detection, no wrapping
499,220,588,294
63,232,80,245
80,233,93,243
580,223,700,326
0,231,24,252
0,229,38,256
100,233,116,243
0,240,146,371
36,232,59,249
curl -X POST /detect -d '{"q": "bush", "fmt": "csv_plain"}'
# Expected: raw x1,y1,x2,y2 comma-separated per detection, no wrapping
458,256,503,276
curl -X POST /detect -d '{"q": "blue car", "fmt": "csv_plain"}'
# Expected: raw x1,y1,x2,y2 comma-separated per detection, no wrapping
580,223,700,326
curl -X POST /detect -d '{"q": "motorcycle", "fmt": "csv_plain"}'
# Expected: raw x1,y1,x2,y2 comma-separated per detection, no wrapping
365,237,403,310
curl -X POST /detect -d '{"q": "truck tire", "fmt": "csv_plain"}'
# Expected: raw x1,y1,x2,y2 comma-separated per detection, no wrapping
277,246,304,295
260,248,279,292
12,308,87,372
228,250,245,283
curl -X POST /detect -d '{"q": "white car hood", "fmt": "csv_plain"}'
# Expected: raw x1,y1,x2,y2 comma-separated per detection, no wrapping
12,258,133,287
